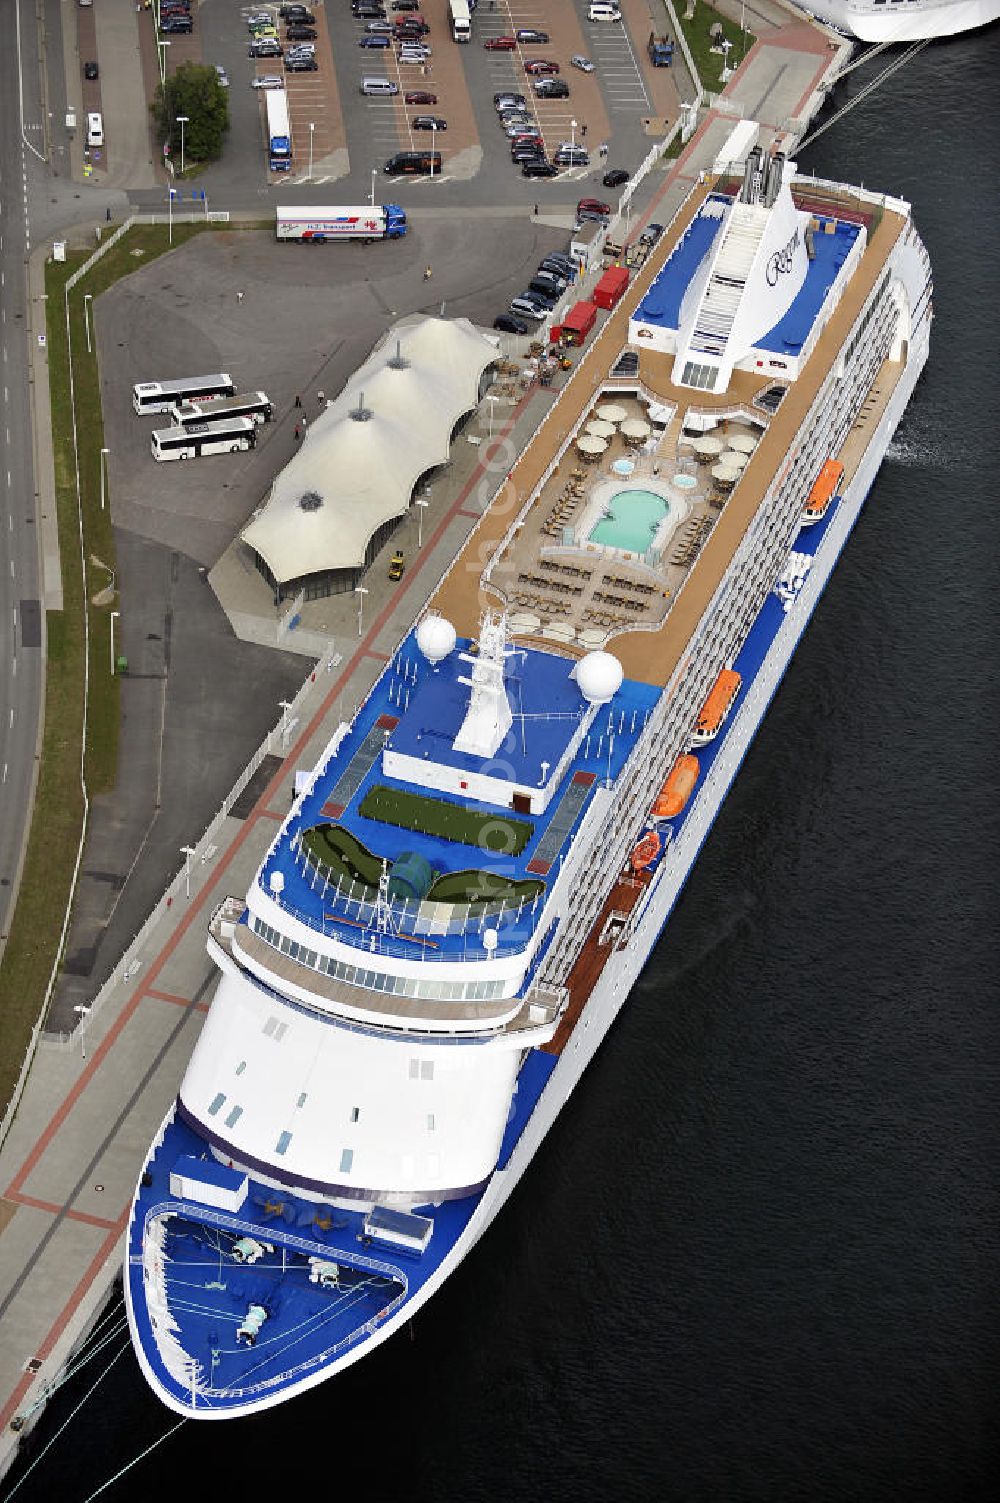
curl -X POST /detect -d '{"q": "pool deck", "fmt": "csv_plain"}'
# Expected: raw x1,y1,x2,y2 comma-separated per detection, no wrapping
431,183,907,689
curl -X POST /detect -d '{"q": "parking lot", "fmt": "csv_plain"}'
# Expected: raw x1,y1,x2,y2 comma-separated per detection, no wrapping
75,0,680,194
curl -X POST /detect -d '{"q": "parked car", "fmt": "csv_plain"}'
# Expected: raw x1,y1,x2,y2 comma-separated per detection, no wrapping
578,197,611,217
353,2,387,14
412,115,447,130
214,64,230,87
555,145,589,166
528,279,562,304
531,270,568,295
395,22,430,37
510,294,550,320
286,25,318,39
398,48,431,61
484,36,517,50
494,313,530,335
521,160,559,178
511,144,545,163
83,59,99,79
519,285,557,309
523,59,559,75
602,167,629,187
365,19,394,31
285,56,318,71
570,54,595,71
539,255,576,280
358,34,391,46
534,78,569,98
393,0,421,9
248,20,278,37
404,90,437,104
495,92,527,111
247,10,272,23
280,4,315,18
640,221,665,246
249,39,282,56
161,16,193,32
516,28,549,42
251,74,284,88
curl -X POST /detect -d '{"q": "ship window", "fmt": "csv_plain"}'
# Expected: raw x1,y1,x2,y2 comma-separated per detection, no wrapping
297,1092,308,1108
273,1022,288,1042
340,1149,354,1174
225,1106,243,1129
275,1131,292,1155
427,1113,436,1131
263,1016,277,1037
235,1061,246,1076
409,1059,419,1079
208,1092,226,1116
351,1106,360,1122
420,1061,434,1081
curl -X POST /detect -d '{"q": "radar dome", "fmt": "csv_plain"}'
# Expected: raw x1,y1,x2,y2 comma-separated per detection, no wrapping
575,651,624,705
416,614,457,665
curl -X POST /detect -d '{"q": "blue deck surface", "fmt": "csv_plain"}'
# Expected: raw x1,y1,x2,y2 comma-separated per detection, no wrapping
758,220,861,355
260,633,659,959
634,196,728,330
130,1051,557,1412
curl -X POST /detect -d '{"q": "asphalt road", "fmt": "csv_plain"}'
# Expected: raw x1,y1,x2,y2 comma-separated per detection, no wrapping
0,5,45,958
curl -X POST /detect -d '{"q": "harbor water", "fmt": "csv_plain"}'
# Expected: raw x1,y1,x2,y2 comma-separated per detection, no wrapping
7,34,1000,1503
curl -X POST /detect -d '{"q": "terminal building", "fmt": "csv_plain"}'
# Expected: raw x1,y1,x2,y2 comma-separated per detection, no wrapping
242,318,498,603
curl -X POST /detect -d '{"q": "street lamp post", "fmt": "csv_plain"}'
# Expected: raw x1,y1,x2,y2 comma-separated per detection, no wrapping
180,845,196,900
308,121,315,180
415,496,429,548
430,122,436,178
110,610,120,675
73,1004,91,1059
279,699,293,745
83,292,93,354
355,585,368,637
167,186,177,245
570,118,577,152
99,447,110,511
176,114,189,177
157,38,170,87
486,393,500,444
370,168,377,208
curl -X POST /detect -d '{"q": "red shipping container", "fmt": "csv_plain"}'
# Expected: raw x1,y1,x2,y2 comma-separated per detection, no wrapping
553,300,598,347
593,266,629,310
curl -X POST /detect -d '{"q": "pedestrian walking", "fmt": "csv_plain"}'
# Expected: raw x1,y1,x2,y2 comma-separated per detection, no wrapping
533,203,539,217
423,265,433,281
294,393,302,409
301,413,308,430
236,290,245,304
580,124,587,139
317,390,325,406
294,423,301,441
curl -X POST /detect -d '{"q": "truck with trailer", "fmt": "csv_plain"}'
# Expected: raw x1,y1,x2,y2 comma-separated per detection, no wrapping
448,0,471,40
275,205,408,242
265,89,292,172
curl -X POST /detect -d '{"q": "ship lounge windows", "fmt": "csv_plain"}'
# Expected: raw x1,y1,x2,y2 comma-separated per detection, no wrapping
275,1131,292,1155
208,1092,226,1116
680,361,719,392
351,1106,360,1122
225,1106,243,1129
340,1149,354,1174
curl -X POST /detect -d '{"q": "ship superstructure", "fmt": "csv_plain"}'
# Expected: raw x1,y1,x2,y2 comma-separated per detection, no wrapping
125,147,932,1417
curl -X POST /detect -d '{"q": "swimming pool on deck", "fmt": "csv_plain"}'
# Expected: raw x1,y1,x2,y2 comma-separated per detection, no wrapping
579,479,686,563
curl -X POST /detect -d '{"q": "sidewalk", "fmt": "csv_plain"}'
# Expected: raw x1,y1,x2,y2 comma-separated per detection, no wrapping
0,17,848,1477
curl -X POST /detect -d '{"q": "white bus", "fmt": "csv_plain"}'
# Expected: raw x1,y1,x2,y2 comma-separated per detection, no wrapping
133,373,235,414
171,391,273,426
151,416,257,462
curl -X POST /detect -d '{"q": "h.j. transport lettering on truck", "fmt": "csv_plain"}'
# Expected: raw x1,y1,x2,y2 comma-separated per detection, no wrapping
275,205,408,241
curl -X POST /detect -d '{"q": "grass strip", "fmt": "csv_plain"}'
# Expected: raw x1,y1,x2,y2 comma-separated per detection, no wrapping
676,1,755,94
359,785,534,856
0,223,208,1119
301,825,544,909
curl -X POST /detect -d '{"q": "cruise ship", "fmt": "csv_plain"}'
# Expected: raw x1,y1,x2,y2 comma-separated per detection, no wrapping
124,145,932,1417
796,0,999,39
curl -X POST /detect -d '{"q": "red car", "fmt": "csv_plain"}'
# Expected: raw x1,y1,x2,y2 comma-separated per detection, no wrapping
484,36,516,50
404,89,437,104
577,197,611,217
523,59,559,75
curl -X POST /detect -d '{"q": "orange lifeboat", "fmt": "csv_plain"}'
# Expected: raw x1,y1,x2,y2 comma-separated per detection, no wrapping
630,830,661,872
652,754,699,819
803,458,844,524
692,669,741,745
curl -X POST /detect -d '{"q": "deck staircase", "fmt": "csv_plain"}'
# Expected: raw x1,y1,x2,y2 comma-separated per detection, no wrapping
689,202,769,358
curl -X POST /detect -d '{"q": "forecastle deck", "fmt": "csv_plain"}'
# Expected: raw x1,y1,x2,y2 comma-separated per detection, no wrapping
430,180,905,690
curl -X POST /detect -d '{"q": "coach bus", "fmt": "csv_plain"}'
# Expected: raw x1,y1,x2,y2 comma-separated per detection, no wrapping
172,391,273,426
151,416,257,462
133,373,235,415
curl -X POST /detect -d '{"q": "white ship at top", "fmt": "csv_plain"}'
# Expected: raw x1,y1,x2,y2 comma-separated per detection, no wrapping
124,139,932,1418
796,0,999,40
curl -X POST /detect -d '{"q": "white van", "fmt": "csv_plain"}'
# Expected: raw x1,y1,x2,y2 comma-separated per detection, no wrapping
588,3,622,18
86,112,104,148
361,76,400,96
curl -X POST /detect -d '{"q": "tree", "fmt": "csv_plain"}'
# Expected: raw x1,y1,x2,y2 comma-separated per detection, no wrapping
151,62,229,168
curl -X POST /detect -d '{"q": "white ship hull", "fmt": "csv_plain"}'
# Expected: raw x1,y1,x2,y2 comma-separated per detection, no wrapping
798,0,999,40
